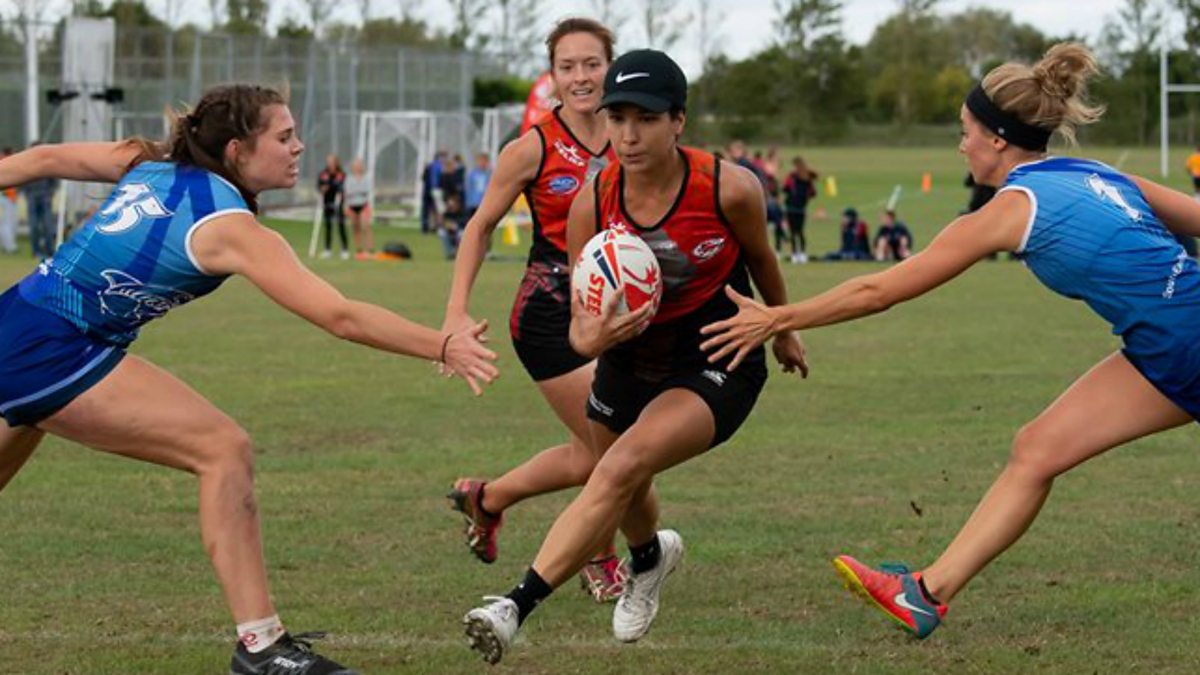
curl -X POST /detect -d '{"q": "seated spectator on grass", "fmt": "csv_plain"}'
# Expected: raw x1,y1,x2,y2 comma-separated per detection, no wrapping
824,207,871,260
874,209,913,261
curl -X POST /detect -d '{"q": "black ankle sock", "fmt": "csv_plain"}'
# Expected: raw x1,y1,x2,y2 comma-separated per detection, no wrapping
476,484,500,520
506,567,553,625
629,534,662,575
917,576,942,606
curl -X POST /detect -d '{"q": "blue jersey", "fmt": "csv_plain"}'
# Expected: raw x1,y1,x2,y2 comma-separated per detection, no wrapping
16,161,250,346
1007,157,1200,413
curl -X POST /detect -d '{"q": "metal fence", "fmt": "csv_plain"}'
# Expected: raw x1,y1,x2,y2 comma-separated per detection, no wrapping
0,20,497,209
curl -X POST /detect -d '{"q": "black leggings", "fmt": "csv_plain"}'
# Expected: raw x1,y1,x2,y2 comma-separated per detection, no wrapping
323,202,348,251
786,209,807,253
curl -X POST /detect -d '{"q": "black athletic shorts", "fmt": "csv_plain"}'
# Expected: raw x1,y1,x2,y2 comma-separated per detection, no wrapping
586,354,767,449
509,261,591,381
1192,176,1200,192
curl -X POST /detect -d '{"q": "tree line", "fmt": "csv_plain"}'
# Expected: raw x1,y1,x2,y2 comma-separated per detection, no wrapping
28,0,1200,144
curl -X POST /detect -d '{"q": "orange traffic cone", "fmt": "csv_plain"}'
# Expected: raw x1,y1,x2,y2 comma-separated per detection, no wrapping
921,172,933,194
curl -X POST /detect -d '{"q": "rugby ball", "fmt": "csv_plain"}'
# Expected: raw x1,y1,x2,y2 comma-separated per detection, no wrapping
572,227,663,317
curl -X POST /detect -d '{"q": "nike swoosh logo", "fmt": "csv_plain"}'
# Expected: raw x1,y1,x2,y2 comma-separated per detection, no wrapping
615,72,650,84
894,592,934,617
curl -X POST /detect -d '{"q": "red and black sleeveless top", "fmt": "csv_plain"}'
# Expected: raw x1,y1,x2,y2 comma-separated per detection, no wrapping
592,146,759,377
526,108,616,266
594,146,742,324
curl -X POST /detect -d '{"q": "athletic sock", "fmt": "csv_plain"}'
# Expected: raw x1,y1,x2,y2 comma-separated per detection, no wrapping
477,484,501,520
506,567,553,625
236,615,286,654
629,534,662,575
917,576,942,606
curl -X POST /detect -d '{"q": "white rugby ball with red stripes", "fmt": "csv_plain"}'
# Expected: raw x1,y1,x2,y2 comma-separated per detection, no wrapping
572,227,662,318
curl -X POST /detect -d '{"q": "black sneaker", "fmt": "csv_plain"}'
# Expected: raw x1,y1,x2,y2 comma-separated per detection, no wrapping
229,632,358,675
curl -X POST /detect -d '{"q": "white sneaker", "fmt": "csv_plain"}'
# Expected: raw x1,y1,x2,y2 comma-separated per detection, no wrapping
318,249,332,259
340,250,350,260
464,596,519,664
612,529,684,642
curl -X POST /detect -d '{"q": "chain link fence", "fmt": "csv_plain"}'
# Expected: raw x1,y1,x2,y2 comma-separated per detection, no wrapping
0,20,499,210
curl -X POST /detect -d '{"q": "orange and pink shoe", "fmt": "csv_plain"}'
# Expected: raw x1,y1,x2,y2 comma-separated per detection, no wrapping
832,555,947,639
447,478,503,564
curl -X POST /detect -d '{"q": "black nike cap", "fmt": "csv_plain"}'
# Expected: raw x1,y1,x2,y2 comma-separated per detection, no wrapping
598,49,688,113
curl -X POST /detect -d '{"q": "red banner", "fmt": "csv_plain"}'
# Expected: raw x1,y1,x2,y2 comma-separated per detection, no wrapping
521,72,558,135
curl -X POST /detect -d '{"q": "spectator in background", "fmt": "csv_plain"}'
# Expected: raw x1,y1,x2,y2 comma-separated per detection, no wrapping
421,150,447,234
824,207,871,260
439,192,464,260
763,145,781,182
965,172,1004,260
465,153,492,223
964,172,996,213
343,157,374,260
751,149,766,176
317,154,348,259
873,209,913,261
1187,144,1200,199
452,153,466,200
0,147,16,254
21,174,57,259
782,156,818,263
727,140,764,182
1170,150,1199,253
439,154,464,219
763,162,785,262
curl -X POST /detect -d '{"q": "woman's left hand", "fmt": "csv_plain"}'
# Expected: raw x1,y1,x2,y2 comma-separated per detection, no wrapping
700,285,784,370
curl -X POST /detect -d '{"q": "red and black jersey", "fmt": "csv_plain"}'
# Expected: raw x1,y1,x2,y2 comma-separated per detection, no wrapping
525,107,616,265
592,146,762,379
594,146,741,324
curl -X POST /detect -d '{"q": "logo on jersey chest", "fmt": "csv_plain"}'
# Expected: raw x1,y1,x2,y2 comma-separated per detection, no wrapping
97,183,173,234
692,237,726,261
548,175,580,195
553,139,586,167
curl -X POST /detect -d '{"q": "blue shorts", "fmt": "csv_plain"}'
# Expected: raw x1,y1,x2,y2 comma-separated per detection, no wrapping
0,286,126,427
1124,346,1200,423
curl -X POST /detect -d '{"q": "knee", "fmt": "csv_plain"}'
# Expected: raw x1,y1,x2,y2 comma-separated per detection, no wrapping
568,445,599,485
193,423,255,483
1006,423,1061,481
589,448,651,502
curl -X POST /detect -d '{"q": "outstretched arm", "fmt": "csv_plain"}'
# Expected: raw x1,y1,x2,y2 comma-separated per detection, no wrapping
443,132,541,333
1129,174,1200,238
193,213,499,394
0,141,146,188
718,160,807,376
701,189,1029,369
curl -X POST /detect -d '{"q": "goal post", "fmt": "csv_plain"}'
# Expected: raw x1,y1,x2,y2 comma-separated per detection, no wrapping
1160,41,1200,177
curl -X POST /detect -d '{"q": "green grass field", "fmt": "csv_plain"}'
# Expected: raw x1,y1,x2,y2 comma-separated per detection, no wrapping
2,147,1199,674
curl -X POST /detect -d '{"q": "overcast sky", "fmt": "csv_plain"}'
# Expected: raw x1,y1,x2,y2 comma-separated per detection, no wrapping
407,0,1135,76
151,0,1168,78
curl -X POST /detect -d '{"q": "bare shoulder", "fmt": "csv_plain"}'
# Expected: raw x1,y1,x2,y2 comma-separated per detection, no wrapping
951,189,1030,251
718,159,763,205
495,129,543,184
189,210,275,275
